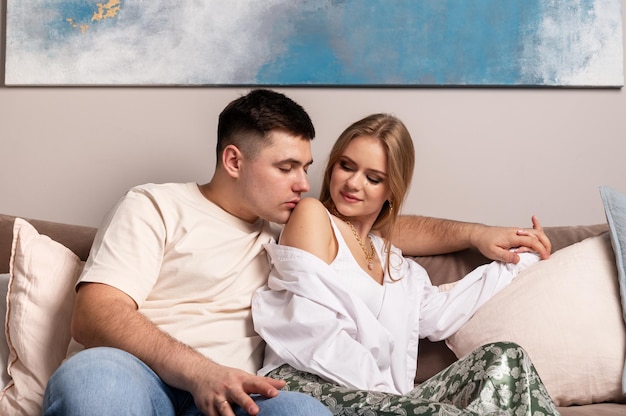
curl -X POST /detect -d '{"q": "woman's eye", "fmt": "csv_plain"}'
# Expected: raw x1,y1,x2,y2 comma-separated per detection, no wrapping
368,176,382,184
339,161,353,171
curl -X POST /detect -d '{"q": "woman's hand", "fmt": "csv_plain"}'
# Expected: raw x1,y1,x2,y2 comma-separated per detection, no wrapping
471,215,551,263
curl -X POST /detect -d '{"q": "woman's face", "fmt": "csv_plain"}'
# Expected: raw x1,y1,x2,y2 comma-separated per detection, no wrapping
330,135,391,224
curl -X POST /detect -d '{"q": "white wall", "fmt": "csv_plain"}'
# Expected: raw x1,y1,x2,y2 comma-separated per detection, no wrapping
1,3,625,228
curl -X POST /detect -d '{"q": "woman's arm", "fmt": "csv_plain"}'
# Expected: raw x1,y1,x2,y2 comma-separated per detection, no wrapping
418,252,540,340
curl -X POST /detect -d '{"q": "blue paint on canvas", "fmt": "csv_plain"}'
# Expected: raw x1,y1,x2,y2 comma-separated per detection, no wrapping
257,2,536,85
5,0,624,86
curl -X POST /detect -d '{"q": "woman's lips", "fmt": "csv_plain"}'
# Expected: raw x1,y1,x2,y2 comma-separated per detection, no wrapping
340,191,360,203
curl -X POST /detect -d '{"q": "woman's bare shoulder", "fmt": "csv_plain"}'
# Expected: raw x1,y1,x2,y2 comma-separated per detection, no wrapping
281,198,334,262
291,197,327,217
284,197,329,235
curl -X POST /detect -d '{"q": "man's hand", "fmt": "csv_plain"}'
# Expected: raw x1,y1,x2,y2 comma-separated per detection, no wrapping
190,362,286,416
73,283,285,416
471,215,551,264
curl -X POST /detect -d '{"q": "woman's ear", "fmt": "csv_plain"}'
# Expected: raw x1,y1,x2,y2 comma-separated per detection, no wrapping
222,144,243,178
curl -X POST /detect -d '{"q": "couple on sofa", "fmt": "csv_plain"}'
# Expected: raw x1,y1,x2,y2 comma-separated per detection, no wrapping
43,89,557,416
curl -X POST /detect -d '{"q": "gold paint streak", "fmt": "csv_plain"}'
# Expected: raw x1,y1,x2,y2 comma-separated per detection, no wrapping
92,0,122,22
66,17,90,34
67,0,121,34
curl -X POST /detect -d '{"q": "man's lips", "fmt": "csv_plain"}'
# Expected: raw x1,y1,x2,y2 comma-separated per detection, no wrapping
285,199,300,208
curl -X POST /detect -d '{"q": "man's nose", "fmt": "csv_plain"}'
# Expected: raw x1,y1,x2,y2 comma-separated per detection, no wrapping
294,171,310,193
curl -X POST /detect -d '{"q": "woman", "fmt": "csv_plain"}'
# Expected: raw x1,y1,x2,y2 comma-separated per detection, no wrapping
252,114,558,415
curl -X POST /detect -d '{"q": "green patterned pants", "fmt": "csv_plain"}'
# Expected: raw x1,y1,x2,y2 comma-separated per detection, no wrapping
266,342,559,416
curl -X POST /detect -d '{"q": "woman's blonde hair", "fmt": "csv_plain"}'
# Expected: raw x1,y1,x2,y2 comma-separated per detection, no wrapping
319,113,415,276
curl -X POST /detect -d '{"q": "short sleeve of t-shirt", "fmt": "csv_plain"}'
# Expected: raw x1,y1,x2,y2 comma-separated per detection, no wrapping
78,185,167,305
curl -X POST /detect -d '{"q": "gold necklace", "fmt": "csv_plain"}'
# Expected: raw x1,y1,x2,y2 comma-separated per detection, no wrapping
332,209,376,270
347,220,376,270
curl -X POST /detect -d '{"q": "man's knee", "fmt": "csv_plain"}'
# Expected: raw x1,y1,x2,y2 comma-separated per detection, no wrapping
43,347,173,416
254,391,331,415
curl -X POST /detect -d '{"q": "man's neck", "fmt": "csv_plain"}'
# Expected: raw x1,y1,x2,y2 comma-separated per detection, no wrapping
197,180,258,224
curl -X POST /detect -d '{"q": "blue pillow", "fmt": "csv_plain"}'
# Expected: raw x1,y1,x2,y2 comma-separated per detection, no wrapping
599,185,626,396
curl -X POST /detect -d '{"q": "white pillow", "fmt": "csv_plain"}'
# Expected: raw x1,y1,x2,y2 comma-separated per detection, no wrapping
0,219,84,415
0,273,10,389
446,234,626,406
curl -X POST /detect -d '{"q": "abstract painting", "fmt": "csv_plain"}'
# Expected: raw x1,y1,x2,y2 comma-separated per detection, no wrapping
4,0,624,87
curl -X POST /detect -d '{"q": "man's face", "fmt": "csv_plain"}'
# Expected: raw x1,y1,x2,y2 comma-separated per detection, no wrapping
238,130,313,224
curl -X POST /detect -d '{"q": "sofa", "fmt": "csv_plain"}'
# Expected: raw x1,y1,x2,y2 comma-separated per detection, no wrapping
1,207,625,415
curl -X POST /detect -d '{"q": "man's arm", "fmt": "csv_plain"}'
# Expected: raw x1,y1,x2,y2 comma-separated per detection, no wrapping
72,283,285,416
392,215,551,263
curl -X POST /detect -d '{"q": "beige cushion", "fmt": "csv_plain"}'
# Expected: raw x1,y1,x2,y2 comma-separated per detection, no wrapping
446,234,626,407
0,219,83,415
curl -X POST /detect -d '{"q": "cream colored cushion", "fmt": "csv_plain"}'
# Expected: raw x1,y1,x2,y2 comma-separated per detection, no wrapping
446,234,626,406
0,219,83,415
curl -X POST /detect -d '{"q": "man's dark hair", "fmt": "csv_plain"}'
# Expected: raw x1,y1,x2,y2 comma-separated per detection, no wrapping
216,89,315,162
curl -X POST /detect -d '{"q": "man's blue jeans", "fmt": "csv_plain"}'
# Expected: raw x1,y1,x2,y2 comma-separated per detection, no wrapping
43,347,331,416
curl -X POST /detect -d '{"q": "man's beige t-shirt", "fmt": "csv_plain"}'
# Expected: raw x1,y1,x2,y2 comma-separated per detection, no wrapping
77,182,279,373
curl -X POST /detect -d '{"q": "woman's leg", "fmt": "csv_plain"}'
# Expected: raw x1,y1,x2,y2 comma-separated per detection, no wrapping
267,365,464,415
412,341,559,416
266,342,558,415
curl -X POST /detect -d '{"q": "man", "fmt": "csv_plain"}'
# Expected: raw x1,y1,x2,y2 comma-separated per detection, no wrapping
43,89,550,416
